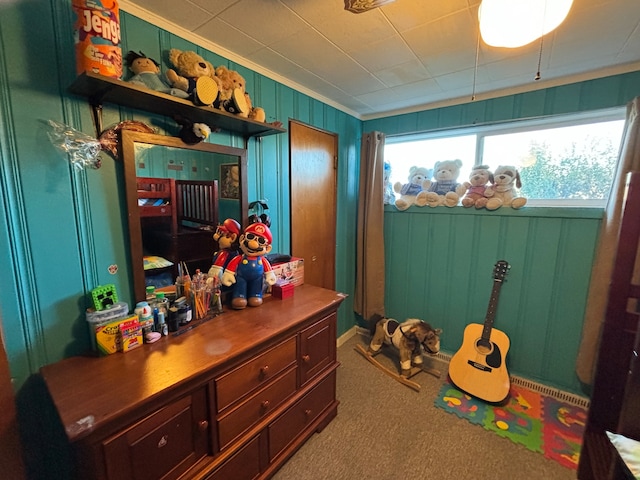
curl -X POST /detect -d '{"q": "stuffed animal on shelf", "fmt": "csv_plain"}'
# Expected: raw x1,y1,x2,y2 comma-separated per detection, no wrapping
214,65,266,121
173,115,211,144
165,49,221,107
221,222,277,309
393,166,431,211
461,164,493,208
485,165,528,210
124,51,189,99
368,316,442,377
383,162,395,205
208,218,241,282
417,159,466,207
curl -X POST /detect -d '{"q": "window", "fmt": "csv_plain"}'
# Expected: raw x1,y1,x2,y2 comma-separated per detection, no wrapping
384,109,626,206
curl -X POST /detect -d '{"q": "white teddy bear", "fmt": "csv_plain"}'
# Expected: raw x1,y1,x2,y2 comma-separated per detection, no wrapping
393,166,432,211
417,159,467,207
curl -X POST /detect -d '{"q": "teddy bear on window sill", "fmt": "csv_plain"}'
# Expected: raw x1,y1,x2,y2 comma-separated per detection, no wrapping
416,159,466,207
485,165,527,210
461,164,493,208
124,51,190,99
165,49,221,107
393,166,431,211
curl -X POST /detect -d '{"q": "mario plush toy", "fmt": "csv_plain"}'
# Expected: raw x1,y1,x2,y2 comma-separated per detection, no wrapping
221,222,277,309
208,218,241,280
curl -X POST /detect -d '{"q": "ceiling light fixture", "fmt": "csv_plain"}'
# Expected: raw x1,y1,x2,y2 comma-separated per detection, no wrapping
478,0,573,48
344,0,396,14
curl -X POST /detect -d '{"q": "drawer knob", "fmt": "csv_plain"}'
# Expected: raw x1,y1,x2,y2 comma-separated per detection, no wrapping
198,420,209,431
260,365,269,376
305,409,312,417
302,355,311,363
157,435,168,448
261,400,270,410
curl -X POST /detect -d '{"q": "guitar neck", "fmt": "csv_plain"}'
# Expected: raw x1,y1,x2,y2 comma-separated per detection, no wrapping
481,279,503,340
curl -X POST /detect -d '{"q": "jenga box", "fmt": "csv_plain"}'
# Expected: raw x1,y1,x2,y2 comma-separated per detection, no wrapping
119,315,142,352
267,257,304,294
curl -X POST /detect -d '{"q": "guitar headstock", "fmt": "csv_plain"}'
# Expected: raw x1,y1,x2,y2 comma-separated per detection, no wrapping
493,260,510,282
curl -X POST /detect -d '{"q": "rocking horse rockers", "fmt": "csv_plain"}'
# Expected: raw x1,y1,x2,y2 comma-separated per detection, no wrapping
355,314,442,391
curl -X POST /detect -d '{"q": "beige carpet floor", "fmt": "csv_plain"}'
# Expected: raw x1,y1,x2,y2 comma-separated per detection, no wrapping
273,333,577,480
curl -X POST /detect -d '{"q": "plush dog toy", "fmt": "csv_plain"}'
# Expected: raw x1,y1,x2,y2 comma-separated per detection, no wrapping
417,159,467,207
485,165,527,210
368,315,442,377
462,164,493,208
393,166,431,211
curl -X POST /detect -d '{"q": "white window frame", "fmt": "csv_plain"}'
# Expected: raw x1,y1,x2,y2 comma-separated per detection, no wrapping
385,107,626,208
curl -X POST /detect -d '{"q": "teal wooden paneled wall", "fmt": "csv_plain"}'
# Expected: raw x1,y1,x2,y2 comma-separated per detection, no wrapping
0,2,361,394
384,207,602,394
365,73,640,395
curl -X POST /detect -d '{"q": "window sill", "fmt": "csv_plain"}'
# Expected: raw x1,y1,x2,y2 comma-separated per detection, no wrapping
384,204,604,220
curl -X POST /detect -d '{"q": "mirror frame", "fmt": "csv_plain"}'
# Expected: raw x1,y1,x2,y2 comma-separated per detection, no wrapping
120,130,248,302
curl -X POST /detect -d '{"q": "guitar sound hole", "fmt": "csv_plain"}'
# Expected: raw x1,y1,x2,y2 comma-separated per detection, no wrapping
476,338,493,355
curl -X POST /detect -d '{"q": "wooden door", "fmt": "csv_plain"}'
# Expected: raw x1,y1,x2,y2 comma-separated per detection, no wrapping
289,121,337,290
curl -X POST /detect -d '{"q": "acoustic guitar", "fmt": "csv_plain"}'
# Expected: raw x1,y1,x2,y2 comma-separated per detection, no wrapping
448,260,511,403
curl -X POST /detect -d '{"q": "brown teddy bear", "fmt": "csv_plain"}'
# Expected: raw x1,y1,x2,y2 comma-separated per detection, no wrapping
462,164,493,208
165,49,221,107
215,65,266,121
485,165,527,210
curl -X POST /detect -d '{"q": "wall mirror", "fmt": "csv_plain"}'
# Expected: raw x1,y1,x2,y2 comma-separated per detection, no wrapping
120,130,248,301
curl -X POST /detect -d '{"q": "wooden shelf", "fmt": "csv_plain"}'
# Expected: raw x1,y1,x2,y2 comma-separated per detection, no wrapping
69,72,287,138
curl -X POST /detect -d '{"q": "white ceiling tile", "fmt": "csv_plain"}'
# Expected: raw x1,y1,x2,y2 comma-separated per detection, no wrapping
218,0,309,45
375,59,431,87
194,18,264,57
349,35,417,71
382,0,471,32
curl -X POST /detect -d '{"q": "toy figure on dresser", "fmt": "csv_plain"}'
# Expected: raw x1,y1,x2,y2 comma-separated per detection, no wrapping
485,165,528,210
124,51,189,98
393,166,431,211
461,164,493,208
221,222,277,309
417,159,466,207
208,218,241,282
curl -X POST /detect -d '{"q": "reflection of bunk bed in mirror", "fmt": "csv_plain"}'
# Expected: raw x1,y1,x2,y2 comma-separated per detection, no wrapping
137,176,219,286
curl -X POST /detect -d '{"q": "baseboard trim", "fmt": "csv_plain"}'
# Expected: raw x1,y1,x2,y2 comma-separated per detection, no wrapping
353,327,590,408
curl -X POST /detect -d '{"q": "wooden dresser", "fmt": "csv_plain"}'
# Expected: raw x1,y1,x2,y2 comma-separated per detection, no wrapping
40,285,345,480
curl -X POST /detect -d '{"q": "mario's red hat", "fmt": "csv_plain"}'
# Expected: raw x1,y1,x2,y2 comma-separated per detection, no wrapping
220,218,241,235
244,222,272,243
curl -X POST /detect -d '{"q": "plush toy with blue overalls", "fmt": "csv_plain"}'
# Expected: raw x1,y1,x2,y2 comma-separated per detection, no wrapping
221,222,277,309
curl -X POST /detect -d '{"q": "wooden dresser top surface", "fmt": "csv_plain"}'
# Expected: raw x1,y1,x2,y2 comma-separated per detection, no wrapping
40,285,345,441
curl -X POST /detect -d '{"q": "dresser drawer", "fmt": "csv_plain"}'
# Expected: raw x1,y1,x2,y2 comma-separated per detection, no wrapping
215,336,296,412
205,435,261,480
218,367,297,449
268,370,337,460
299,313,336,386
102,388,209,480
